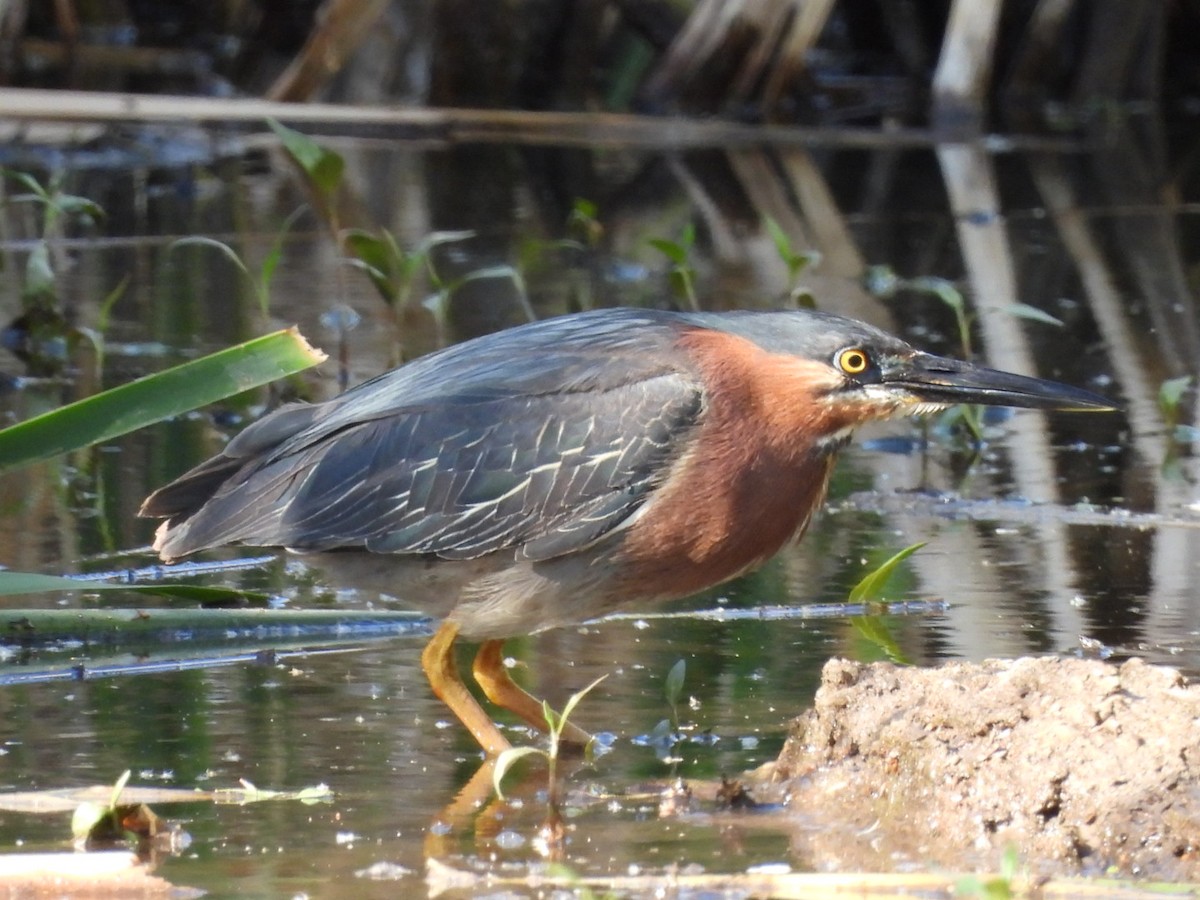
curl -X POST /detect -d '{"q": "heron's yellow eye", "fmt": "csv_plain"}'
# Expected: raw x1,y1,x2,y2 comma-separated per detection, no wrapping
836,347,870,376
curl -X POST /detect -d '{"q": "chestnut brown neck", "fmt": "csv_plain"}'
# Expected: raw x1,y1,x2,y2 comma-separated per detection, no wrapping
615,328,850,600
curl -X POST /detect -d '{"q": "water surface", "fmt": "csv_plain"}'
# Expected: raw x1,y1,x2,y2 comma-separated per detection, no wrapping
0,122,1197,896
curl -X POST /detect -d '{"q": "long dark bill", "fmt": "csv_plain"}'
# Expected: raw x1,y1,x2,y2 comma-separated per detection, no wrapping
887,353,1116,412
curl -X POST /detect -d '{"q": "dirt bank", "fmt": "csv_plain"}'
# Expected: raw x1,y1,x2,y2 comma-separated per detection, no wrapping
762,656,1200,880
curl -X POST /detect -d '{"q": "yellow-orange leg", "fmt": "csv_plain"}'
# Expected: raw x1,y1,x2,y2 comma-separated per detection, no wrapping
420,621,512,756
472,639,593,748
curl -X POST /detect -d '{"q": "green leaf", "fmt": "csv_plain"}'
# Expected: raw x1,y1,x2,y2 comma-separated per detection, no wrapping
1007,303,1063,328
418,229,476,254
648,238,687,266
96,275,129,330
765,216,791,262
0,571,270,603
268,119,344,196
171,236,253,281
918,277,965,313
1159,375,1192,413
215,780,334,804
259,206,307,304
542,698,562,734
492,746,546,800
3,169,49,197
55,194,105,226
344,230,394,275
344,229,405,305
864,265,900,298
71,801,106,840
557,674,608,729
24,242,55,297
848,542,927,605
0,327,326,473
999,844,1019,882
664,659,686,708
109,770,132,808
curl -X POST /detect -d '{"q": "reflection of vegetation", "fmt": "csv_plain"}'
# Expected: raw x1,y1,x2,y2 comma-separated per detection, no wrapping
567,198,604,249
1,169,107,375
1159,375,1194,477
3,169,105,306
957,845,1021,900
171,209,304,320
1160,375,1192,430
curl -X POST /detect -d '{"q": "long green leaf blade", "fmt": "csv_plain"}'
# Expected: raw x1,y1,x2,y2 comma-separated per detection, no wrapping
847,542,927,605
0,604,427,644
0,327,326,473
492,746,545,800
0,571,267,603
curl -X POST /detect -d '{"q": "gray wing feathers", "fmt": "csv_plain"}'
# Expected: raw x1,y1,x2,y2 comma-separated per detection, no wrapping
155,373,702,562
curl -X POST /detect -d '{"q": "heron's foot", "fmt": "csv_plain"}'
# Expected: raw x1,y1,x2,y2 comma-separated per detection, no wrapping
421,622,513,756
472,639,594,750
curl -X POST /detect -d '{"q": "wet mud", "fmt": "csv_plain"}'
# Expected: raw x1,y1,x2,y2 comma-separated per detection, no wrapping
761,656,1200,879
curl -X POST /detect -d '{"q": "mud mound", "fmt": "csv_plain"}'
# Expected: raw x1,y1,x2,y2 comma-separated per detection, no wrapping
767,656,1200,879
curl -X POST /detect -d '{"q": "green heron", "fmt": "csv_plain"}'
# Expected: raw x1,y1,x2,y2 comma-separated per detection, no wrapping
140,307,1111,755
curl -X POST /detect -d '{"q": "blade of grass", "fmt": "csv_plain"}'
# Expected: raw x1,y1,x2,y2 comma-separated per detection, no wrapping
0,571,268,604
0,605,427,646
0,327,326,473
847,542,927,604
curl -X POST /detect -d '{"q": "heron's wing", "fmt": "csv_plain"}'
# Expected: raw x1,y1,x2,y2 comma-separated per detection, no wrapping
151,371,703,562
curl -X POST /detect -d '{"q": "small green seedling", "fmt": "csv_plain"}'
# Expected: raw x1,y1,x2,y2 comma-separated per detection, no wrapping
267,119,345,230
1158,375,1196,475
649,223,698,309
71,769,132,843
71,769,165,850
543,862,618,900
1159,375,1192,434
491,675,606,859
171,205,305,319
492,674,607,802
343,228,474,312
664,658,686,730
764,216,817,307
908,276,973,361
1,169,108,373
956,844,1021,900
848,542,926,606
567,198,603,248
866,266,1067,447
848,542,926,665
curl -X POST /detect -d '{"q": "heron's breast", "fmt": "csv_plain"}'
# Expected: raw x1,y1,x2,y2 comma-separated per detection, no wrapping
613,328,845,600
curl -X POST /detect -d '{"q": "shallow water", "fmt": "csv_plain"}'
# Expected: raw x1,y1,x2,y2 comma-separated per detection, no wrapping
0,121,1198,895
